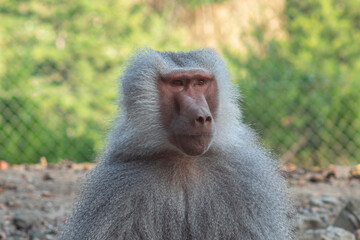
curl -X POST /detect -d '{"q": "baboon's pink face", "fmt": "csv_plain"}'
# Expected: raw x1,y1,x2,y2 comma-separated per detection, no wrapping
158,70,218,156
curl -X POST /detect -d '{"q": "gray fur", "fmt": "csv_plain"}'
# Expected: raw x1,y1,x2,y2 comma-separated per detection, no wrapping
60,48,293,240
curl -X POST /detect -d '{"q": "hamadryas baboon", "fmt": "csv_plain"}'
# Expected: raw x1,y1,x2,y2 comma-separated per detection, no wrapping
60,48,293,240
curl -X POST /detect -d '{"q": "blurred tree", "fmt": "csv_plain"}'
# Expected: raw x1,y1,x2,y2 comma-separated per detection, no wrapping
176,0,228,8
0,0,186,163
226,0,360,166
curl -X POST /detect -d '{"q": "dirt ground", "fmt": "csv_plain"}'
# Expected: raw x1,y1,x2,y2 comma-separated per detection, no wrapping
0,163,359,239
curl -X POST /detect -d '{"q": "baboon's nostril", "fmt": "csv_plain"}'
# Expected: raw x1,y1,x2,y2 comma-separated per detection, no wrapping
196,116,205,124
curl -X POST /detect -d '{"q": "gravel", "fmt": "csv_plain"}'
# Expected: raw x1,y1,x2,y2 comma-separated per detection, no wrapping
0,164,359,239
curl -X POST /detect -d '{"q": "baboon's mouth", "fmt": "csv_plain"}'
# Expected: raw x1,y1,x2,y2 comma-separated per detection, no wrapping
171,134,213,156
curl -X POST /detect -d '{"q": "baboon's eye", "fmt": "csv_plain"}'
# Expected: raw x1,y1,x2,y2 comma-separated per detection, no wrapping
196,79,206,86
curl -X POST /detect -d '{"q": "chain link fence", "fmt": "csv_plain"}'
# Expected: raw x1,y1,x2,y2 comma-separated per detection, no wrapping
241,83,360,167
1,62,360,166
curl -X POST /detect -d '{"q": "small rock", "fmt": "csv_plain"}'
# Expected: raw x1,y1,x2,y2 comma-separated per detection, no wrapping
309,173,325,183
46,163,58,169
321,196,339,205
298,226,355,240
333,165,352,179
309,197,323,207
334,199,360,232
61,159,73,169
42,173,54,181
5,200,21,208
324,165,337,180
41,191,52,198
1,182,17,191
0,161,9,170
296,214,329,232
12,214,34,231
72,162,94,170
297,179,307,186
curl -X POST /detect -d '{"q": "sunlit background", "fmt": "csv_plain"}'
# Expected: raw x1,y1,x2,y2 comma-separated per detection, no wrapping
1,0,359,167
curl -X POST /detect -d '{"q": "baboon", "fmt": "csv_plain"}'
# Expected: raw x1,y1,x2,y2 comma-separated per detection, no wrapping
60,49,292,240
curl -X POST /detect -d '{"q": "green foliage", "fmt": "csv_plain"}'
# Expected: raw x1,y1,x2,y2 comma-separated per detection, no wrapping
177,0,228,8
226,0,360,166
1,0,359,167
0,0,186,163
